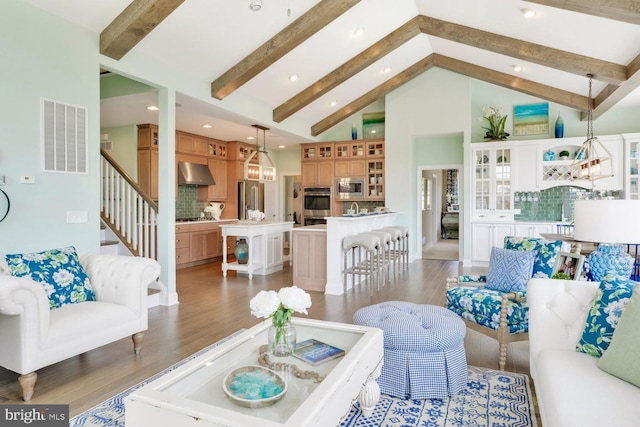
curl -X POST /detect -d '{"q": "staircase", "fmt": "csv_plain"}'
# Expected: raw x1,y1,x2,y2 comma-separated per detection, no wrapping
100,150,158,260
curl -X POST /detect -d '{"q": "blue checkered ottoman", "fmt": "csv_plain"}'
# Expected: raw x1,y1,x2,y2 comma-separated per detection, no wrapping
353,301,468,399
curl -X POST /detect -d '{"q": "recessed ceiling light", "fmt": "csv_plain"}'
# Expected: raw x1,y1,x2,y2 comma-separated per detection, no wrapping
289,74,298,81
247,136,255,140
353,27,365,37
382,66,392,74
202,124,212,129
278,145,286,149
522,8,536,18
249,0,262,11
512,65,523,72
371,130,377,134
146,105,159,111
330,100,338,107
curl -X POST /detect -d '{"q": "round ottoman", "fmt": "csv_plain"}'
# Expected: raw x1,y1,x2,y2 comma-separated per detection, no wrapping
353,301,468,399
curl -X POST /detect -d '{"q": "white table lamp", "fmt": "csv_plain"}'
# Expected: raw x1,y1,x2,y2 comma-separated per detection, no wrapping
573,199,640,281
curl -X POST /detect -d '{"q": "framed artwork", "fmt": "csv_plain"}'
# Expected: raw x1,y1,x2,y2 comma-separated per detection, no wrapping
362,112,385,139
552,251,585,280
513,102,549,136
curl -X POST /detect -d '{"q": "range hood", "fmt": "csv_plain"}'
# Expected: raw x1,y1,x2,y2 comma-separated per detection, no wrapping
177,162,215,186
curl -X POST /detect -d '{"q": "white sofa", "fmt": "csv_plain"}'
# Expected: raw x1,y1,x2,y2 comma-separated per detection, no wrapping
0,254,161,401
528,278,640,427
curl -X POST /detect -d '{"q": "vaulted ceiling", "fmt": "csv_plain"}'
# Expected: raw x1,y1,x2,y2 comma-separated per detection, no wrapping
22,0,640,146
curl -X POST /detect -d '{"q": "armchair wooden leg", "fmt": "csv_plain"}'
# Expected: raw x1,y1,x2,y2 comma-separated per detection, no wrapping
132,332,144,355
498,343,507,371
18,372,37,402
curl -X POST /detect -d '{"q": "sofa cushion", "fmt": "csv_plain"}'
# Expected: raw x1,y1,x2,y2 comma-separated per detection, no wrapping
597,285,640,387
5,246,96,310
446,286,528,334
577,275,638,358
486,247,537,292
504,236,563,278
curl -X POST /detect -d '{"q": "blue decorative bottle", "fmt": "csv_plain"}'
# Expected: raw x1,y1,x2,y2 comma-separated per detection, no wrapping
554,113,564,138
351,125,358,140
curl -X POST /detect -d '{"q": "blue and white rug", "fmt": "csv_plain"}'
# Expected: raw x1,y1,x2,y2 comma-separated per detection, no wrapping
71,338,537,427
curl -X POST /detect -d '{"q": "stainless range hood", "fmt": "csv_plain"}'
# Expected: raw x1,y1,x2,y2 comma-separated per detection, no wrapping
177,162,215,186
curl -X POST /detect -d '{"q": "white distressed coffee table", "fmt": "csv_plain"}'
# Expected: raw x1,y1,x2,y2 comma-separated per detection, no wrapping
125,318,383,427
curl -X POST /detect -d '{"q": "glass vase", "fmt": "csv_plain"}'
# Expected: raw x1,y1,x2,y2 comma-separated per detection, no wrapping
554,112,564,138
268,320,296,357
234,239,249,264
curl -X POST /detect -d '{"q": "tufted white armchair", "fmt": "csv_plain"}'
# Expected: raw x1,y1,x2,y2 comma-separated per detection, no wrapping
0,254,161,401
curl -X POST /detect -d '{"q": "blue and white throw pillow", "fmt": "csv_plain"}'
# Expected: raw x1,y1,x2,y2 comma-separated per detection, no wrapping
486,247,537,293
5,246,96,310
504,236,563,278
577,274,638,358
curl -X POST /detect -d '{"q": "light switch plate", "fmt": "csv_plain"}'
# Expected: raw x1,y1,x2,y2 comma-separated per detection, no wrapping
20,176,35,184
67,211,88,223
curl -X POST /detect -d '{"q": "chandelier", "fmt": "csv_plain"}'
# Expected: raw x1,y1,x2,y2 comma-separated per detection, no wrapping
570,74,613,181
244,124,276,182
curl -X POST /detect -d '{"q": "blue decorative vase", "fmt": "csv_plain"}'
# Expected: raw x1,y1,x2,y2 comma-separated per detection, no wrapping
588,244,634,282
234,239,249,264
351,126,358,140
543,150,556,161
554,113,564,138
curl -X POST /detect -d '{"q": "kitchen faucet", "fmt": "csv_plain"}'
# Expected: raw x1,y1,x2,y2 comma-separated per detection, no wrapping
350,201,359,213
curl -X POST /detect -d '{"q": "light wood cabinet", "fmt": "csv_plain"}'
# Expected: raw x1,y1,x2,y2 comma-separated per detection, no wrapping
175,224,191,265
366,160,384,200
335,159,366,177
334,141,366,159
177,131,209,156
302,143,334,161
198,157,228,201
292,229,327,292
176,222,228,268
302,161,334,187
137,124,159,200
366,139,384,157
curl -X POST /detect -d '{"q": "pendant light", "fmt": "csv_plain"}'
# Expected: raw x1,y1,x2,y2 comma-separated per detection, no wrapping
570,74,613,182
244,124,277,182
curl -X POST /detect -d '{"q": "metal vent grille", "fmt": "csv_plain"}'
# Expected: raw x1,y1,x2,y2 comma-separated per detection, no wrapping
100,140,113,151
41,98,88,173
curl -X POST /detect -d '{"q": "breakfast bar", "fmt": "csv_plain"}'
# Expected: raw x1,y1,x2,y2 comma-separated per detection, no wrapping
325,213,400,295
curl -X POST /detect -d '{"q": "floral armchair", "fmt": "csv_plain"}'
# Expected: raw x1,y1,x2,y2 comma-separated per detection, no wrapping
445,237,565,370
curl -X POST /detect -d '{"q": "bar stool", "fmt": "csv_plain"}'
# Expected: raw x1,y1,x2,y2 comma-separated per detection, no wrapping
360,230,393,287
376,227,402,279
382,226,409,271
343,233,382,295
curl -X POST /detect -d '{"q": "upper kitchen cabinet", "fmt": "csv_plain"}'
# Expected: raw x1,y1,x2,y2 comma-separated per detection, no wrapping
366,139,384,157
137,124,158,200
334,141,366,177
198,157,228,201
302,142,334,161
301,161,334,187
472,143,513,221
177,131,209,156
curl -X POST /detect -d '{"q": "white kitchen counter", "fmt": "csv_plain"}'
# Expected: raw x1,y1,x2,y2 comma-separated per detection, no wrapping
325,213,400,295
220,221,294,279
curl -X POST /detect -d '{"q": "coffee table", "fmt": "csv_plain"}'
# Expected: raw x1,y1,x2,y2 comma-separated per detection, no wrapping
125,318,384,427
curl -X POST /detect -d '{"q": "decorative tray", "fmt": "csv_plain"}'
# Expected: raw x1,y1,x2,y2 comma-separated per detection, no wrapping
222,365,287,408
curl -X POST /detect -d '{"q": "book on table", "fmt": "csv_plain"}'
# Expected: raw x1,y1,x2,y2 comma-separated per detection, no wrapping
293,339,345,366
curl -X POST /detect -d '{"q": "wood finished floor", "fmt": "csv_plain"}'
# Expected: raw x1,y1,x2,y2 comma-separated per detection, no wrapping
0,259,532,419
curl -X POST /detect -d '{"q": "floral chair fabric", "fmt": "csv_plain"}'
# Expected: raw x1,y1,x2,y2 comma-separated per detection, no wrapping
445,237,564,370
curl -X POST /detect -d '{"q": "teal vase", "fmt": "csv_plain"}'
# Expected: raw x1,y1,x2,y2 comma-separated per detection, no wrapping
554,113,564,138
234,239,249,264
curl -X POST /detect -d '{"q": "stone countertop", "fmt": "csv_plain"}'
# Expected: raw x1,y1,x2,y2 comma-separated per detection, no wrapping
293,224,327,232
175,219,238,224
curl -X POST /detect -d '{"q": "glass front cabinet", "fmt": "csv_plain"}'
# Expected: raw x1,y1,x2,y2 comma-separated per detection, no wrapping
472,145,513,220
625,134,639,200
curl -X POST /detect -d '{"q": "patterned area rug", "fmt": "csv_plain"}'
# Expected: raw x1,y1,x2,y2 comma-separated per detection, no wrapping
71,338,537,427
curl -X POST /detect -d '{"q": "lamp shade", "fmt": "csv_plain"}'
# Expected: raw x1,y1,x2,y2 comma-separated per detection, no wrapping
574,200,640,244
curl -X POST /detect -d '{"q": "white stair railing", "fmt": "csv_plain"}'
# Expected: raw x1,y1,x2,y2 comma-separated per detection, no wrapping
100,150,158,260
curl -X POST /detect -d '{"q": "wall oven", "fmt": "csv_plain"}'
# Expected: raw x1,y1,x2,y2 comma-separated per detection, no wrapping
335,177,365,200
303,187,331,225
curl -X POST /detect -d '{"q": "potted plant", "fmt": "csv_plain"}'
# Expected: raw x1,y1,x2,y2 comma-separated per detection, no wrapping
559,150,571,160
482,106,509,140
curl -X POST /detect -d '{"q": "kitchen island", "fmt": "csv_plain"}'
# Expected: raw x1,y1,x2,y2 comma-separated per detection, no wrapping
220,221,294,279
326,213,400,295
292,224,327,292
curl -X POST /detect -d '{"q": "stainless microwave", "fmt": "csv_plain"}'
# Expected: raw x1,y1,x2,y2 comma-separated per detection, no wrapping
335,178,365,200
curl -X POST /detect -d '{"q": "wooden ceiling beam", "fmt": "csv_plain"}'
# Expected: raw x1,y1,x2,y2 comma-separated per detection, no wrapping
588,52,640,120
210,0,361,100
418,15,627,85
525,0,640,26
100,0,185,60
273,17,421,123
432,54,590,111
311,56,436,136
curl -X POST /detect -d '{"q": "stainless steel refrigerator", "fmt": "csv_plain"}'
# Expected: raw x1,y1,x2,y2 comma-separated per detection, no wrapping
238,181,264,220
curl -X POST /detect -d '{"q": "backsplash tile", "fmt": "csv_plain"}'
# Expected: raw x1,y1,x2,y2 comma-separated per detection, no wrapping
176,185,208,218
514,186,622,222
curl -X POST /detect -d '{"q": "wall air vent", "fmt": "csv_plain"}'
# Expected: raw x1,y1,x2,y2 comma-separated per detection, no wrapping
100,140,113,151
41,98,88,174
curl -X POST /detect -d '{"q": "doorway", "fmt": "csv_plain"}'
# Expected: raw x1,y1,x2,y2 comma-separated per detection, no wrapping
418,166,462,261
281,174,302,259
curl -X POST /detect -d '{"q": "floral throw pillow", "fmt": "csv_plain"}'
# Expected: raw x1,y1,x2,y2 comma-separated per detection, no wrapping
485,247,537,293
577,275,638,358
5,246,96,310
504,236,563,278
